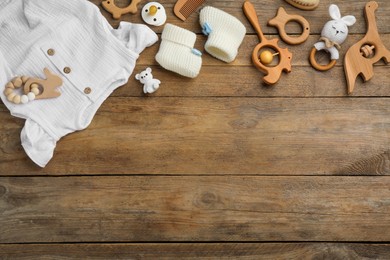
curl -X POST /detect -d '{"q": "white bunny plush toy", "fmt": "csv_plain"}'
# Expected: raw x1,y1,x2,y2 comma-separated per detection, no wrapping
314,4,356,60
135,67,161,94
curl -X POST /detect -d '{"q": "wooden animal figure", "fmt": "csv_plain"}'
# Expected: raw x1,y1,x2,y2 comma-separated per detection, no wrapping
24,68,63,100
344,1,390,94
102,0,142,19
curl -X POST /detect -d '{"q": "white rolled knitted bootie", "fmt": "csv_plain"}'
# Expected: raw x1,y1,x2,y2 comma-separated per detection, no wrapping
155,24,202,78
200,6,246,63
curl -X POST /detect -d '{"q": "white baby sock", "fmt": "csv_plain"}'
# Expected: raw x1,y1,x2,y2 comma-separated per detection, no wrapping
200,6,246,63
155,23,202,78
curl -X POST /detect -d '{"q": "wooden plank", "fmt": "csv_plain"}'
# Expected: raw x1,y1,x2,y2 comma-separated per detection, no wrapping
1,176,390,242
1,98,389,175
137,34,390,67
1,64,389,100
125,34,390,98
90,0,390,34
121,65,390,97
1,243,390,259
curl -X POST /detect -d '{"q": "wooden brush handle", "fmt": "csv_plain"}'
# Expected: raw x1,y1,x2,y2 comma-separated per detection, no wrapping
243,1,264,42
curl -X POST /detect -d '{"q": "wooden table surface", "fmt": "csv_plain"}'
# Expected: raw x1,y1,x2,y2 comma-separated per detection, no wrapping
1,0,390,258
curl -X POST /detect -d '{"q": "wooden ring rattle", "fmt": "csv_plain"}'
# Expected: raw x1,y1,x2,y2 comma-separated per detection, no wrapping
268,7,310,45
3,68,63,105
243,1,292,85
309,47,337,71
102,0,142,19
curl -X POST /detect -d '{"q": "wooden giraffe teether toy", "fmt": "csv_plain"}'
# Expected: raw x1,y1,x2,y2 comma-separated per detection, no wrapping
243,1,292,85
3,68,63,104
102,0,142,19
344,1,390,94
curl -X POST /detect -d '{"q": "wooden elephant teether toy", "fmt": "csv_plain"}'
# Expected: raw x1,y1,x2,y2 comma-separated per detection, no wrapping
3,68,63,104
344,1,390,94
243,1,292,85
102,0,142,19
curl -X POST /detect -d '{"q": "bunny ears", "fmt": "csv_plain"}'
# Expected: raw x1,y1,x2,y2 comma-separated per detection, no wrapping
329,4,356,26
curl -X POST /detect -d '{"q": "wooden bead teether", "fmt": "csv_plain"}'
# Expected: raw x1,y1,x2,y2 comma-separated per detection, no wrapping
3,68,63,105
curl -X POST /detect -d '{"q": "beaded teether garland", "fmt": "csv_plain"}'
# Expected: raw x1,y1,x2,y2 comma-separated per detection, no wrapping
3,68,63,104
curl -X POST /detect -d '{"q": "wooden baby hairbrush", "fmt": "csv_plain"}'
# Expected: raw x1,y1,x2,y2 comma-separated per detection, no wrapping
102,0,142,19
174,0,205,21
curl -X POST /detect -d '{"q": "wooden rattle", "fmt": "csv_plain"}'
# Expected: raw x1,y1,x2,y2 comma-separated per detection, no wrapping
102,0,142,19
3,68,63,105
243,1,292,85
268,7,310,45
309,4,356,71
344,1,390,94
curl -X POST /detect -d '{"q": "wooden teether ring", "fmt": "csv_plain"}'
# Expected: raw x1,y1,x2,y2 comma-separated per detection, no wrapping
102,0,142,19
243,1,292,85
3,68,63,105
309,47,337,71
268,7,310,45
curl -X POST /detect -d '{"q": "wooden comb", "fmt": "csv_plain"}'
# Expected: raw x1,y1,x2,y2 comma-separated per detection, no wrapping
174,0,205,21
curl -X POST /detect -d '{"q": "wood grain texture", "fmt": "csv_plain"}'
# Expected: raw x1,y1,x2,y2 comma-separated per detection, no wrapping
1,98,389,175
1,243,390,259
0,0,390,257
90,0,390,34
1,176,390,243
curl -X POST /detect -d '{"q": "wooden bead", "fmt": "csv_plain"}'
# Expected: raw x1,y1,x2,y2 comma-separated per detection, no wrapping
5,82,14,89
12,77,23,88
27,92,36,101
260,51,274,64
13,95,21,104
21,95,29,104
31,83,39,89
4,88,14,95
7,92,16,102
31,87,40,95
22,76,30,84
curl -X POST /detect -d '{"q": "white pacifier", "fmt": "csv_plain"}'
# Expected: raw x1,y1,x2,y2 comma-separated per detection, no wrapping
141,2,167,26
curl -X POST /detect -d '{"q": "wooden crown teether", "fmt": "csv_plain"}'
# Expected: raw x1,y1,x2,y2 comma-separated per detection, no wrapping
102,0,142,19
344,1,390,94
3,68,63,105
243,1,292,85
268,7,310,45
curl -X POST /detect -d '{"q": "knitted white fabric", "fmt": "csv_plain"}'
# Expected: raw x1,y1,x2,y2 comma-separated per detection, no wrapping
200,6,246,63
0,0,158,167
155,24,202,78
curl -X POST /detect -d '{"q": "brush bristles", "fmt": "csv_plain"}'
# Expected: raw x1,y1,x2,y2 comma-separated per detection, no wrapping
179,0,205,18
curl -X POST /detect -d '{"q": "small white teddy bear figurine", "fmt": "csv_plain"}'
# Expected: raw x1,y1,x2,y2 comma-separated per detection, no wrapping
314,4,356,60
135,67,161,94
